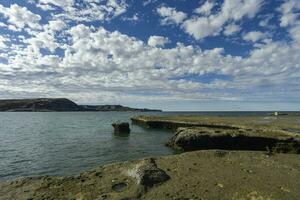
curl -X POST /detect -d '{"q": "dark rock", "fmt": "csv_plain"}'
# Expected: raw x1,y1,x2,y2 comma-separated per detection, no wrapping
137,158,170,187
112,122,131,134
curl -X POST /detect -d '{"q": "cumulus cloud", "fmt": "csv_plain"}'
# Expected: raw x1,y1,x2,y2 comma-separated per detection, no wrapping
243,31,267,42
158,0,263,40
0,4,41,30
279,0,300,43
0,35,8,49
147,36,170,47
1,21,299,104
223,23,241,36
33,0,128,22
194,1,215,16
44,20,67,32
38,0,74,9
157,7,187,25
279,0,300,27
0,0,299,106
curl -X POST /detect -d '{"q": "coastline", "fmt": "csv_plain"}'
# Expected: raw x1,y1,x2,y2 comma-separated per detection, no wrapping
1,114,300,199
1,150,300,200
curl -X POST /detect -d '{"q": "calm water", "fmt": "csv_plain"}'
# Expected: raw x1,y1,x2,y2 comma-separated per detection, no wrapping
0,111,297,181
0,112,176,181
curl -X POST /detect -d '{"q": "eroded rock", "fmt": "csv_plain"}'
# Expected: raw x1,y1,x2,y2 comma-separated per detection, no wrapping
166,127,300,153
125,158,170,188
112,122,130,134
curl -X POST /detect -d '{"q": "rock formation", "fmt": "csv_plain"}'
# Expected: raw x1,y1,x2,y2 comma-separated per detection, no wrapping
112,122,131,134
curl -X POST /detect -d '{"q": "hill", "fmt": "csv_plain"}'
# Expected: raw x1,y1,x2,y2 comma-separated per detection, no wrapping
0,98,162,112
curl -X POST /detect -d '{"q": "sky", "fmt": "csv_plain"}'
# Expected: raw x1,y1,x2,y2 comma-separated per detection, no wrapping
0,0,300,111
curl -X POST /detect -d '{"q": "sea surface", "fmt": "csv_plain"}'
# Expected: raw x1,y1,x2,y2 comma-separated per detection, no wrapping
0,111,297,181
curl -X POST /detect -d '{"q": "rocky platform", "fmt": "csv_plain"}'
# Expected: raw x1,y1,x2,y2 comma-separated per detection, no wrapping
131,115,300,153
1,150,300,200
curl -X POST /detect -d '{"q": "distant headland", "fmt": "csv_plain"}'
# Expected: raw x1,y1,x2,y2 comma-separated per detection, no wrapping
0,98,162,112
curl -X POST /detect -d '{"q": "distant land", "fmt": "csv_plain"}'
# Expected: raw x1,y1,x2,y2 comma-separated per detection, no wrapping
0,98,162,112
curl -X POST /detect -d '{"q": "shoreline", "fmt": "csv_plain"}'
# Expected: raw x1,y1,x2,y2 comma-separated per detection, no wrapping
1,114,300,199
1,150,300,200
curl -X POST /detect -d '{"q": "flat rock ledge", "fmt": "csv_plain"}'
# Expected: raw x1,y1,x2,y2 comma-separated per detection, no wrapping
131,116,242,131
166,127,300,153
132,115,300,153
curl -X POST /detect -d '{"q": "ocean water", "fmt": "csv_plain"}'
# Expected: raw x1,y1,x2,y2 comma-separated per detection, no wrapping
0,112,175,181
0,111,297,181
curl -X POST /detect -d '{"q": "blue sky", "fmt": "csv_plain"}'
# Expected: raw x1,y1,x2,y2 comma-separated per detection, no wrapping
0,0,300,111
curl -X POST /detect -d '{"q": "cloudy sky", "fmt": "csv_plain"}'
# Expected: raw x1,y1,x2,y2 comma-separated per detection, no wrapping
0,0,300,111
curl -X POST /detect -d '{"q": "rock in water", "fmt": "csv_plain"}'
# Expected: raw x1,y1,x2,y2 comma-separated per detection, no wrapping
112,122,131,134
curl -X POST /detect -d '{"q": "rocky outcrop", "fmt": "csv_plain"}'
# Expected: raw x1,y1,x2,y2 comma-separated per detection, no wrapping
131,116,240,131
132,115,300,153
166,127,300,153
112,122,131,134
136,158,170,188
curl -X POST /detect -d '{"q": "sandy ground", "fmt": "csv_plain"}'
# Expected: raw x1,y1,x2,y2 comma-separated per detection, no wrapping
1,150,299,200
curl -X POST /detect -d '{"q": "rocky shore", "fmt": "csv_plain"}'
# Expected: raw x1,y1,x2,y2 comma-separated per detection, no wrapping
1,150,300,200
1,114,300,200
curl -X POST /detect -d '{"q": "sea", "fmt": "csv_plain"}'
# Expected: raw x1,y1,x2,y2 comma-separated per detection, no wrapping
0,111,297,181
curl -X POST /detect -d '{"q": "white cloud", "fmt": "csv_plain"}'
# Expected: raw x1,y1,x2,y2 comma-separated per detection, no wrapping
223,23,241,36
243,31,267,42
279,0,300,27
158,0,263,40
44,20,67,32
0,1,299,105
157,7,187,25
2,22,299,104
0,35,8,49
33,0,128,22
0,4,42,30
258,14,274,27
279,0,300,43
147,36,170,47
194,1,215,16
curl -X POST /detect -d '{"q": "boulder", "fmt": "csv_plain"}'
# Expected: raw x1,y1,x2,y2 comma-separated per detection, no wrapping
112,122,130,134
137,158,170,187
